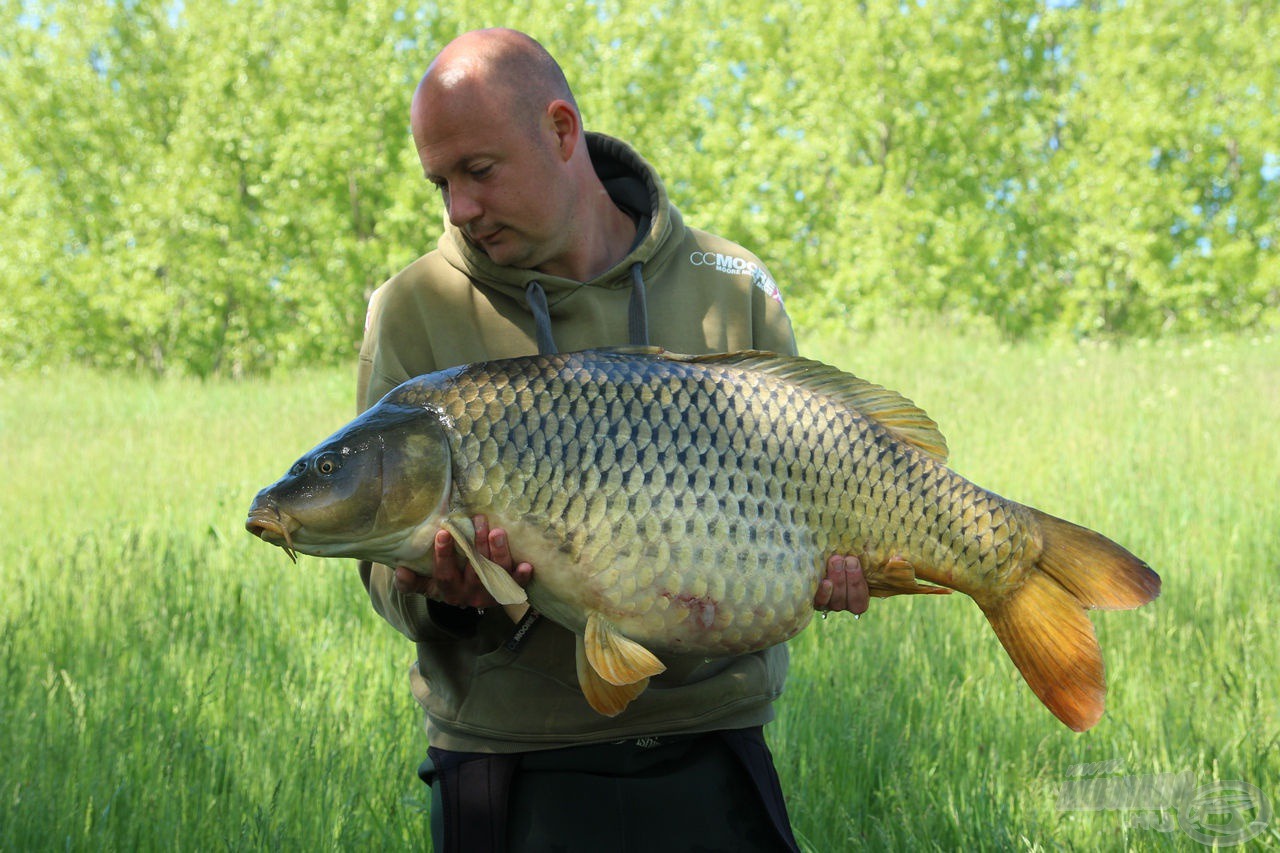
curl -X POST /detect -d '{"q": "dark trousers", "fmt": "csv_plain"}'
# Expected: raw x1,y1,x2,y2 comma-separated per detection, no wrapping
420,727,801,853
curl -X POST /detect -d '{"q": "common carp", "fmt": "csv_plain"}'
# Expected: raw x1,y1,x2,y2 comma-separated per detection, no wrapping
246,348,1159,731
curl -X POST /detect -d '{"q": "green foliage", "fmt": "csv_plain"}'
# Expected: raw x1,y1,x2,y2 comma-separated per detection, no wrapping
0,0,445,375
2,1,1278,374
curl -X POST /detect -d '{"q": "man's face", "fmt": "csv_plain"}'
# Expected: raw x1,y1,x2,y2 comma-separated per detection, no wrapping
413,81,572,272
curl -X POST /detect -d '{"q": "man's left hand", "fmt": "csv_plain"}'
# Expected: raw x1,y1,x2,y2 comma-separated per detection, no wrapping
814,555,869,615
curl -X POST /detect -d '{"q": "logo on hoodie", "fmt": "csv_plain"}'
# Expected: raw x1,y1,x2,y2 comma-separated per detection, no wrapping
689,251,784,306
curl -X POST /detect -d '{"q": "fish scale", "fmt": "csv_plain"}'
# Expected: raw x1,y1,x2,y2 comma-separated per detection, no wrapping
247,347,1160,729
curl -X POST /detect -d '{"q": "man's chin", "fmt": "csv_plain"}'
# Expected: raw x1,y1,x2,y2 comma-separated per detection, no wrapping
484,244,539,270
467,230,543,269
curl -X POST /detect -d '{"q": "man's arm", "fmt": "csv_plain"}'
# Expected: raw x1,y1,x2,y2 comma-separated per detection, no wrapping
357,280,492,638
746,264,871,617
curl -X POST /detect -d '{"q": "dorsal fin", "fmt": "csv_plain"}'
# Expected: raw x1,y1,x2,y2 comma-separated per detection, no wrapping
590,344,666,356
666,350,949,463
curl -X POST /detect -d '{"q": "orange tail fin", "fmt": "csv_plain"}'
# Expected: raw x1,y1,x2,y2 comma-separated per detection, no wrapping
979,510,1160,731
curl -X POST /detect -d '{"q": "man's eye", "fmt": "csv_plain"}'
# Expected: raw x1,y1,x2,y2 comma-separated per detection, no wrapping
469,165,492,179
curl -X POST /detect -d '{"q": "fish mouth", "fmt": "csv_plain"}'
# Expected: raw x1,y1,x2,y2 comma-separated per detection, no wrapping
245,505,301,563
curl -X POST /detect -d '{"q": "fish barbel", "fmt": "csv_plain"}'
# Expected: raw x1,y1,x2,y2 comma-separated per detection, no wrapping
246,348,1160,730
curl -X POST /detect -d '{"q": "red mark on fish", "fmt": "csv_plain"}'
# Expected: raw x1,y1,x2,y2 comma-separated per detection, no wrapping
661,591,718,629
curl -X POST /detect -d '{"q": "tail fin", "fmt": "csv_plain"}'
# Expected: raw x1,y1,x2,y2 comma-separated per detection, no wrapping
1033,511,1162,610
979,510,1160,731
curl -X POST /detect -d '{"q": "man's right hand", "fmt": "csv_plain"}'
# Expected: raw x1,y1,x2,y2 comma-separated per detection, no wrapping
393,514,534,608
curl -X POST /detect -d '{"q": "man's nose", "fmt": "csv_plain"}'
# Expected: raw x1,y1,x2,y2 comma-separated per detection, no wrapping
446,188,481,227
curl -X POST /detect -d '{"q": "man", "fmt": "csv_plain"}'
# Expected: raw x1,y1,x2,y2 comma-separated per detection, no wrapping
357,28,869,852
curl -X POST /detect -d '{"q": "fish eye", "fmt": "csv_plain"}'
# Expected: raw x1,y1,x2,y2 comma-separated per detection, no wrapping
315,453,340,476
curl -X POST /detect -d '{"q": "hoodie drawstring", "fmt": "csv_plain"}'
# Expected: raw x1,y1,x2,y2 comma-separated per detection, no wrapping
627,262,649,347
524,281,558,355
524,263,650,355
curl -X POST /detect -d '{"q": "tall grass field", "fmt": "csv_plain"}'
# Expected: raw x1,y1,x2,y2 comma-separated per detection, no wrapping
3,326,1277,850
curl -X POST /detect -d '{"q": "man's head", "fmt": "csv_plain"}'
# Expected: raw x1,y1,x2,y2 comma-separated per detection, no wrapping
416,29,578,137
411,29,592,274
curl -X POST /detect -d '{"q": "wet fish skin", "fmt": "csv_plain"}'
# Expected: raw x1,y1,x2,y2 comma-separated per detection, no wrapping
247,348,1160,730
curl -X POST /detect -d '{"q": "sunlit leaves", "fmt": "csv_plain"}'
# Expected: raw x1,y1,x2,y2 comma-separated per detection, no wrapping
1,0,1276,374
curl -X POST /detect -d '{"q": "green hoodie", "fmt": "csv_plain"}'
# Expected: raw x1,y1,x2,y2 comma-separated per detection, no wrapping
357,133,799,752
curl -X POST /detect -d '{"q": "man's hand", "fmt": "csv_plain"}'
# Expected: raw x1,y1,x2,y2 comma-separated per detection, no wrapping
393,515,534,608
814,555,869,616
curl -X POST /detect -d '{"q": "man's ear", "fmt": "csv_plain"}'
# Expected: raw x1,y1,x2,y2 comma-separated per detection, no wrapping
546,99,580,162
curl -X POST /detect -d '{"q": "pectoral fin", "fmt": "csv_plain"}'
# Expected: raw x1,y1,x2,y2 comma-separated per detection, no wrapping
439,517,528,606
584,611,666,687
575,635,650,716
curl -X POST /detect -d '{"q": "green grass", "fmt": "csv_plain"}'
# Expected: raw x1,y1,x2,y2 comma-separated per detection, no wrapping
3,327,1278,850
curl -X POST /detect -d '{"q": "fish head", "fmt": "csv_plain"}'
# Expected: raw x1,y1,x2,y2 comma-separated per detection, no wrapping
245,402,452,565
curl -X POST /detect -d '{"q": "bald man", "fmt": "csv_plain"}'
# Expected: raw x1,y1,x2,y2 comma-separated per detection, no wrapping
357,28,868,853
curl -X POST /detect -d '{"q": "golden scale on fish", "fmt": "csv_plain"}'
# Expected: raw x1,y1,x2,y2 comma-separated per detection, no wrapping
247,347,1160,732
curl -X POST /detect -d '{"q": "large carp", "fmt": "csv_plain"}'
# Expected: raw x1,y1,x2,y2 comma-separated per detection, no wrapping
246,348,1159,731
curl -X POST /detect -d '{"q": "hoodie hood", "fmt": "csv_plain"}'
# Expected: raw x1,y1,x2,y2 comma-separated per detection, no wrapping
437,133,683,352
